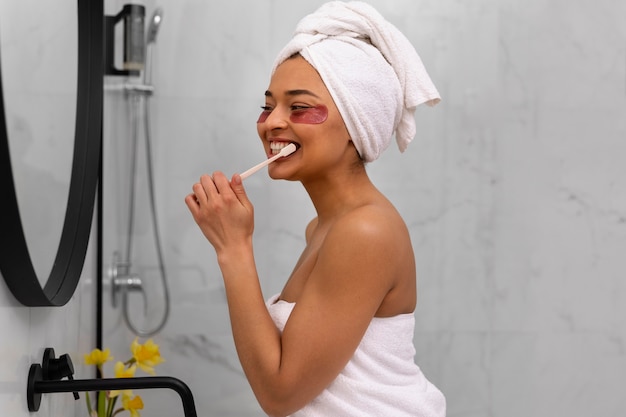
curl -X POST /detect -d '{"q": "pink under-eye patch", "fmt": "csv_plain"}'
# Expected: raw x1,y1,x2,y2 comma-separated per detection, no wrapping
256,105,328,124
257,109,271,123
290,105,328,124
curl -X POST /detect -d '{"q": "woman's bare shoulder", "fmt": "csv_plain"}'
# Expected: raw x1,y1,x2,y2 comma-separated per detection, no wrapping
332,200,408,241
317,201,416,315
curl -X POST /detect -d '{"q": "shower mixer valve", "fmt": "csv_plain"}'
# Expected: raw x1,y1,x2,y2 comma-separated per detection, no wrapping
108,251,147,309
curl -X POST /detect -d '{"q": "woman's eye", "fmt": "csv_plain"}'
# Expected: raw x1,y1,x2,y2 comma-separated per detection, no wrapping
291,105,311,111
257,106,272,123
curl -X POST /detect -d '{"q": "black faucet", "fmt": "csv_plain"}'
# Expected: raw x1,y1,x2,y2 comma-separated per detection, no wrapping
27,348,198,417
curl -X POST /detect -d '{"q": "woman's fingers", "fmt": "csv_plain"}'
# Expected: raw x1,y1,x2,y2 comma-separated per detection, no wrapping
189,172,243,214
184,171,254,252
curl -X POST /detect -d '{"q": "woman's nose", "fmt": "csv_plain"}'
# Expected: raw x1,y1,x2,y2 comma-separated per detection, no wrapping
263,108,289,130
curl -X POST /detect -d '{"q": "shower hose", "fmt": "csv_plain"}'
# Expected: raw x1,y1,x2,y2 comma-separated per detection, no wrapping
121,91,170,337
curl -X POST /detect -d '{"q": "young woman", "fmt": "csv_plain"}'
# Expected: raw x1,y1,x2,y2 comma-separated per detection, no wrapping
186,2,446,416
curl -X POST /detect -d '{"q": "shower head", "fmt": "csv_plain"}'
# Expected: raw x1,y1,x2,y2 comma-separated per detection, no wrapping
146,8,163,44
143,7,163,85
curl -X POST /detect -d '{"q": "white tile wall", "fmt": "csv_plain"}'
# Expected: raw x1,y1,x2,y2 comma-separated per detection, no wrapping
2,0,626,416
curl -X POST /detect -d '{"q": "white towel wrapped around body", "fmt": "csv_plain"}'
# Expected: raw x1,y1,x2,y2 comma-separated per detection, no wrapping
266,294,447,416
272,1,440,162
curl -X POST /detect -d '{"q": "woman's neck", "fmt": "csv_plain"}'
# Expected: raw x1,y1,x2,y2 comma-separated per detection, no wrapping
302,167,379,224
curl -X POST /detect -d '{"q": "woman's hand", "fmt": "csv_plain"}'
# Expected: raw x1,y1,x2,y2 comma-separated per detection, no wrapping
185,172,254,255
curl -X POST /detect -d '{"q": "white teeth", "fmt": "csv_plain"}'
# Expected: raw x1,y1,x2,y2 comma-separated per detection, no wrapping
270,141,293,155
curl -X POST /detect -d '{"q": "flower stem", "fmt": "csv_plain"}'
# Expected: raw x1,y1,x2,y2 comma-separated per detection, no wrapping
97,391,106,417
85,391,93,415
111,408,124,417
106,395,118,417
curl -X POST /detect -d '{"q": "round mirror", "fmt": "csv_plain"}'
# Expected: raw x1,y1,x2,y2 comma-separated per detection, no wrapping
0,0,103,306
0,0,76,283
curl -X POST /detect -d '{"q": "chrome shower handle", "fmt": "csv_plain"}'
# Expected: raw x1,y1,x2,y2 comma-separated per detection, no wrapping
111,274,146,310
109,251,147,310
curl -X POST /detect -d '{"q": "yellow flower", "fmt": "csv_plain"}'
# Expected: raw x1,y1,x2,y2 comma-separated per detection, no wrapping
130,338,165,375
109,361,137,398
122,394,144,417
84,348,112,368
114,361,137,378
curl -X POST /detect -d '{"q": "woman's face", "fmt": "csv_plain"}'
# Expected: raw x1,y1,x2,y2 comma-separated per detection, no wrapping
256,55,353,181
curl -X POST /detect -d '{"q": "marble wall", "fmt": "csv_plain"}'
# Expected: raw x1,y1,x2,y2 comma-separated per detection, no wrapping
2,0,625,416
102,0,626,416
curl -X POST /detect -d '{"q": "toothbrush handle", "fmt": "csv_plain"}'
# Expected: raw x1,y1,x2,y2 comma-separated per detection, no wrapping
239,153,282,180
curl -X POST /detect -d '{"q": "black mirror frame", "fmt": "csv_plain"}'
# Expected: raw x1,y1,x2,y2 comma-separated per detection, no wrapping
0,0,103,306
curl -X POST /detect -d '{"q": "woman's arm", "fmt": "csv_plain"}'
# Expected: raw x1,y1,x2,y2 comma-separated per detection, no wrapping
185,173,402,416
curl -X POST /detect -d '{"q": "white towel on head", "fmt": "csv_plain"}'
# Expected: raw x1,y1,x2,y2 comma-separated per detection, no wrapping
272,1,440,162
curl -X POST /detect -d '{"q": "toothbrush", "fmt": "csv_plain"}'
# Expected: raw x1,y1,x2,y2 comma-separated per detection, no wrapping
239,143,297,180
